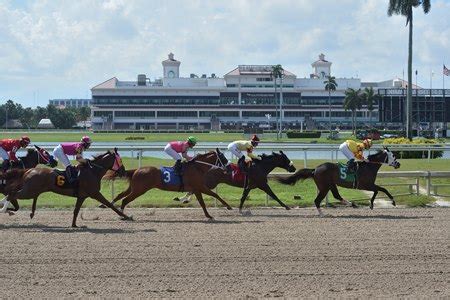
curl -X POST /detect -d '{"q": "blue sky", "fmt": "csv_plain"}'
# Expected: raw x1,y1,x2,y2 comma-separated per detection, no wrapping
1,0,449,107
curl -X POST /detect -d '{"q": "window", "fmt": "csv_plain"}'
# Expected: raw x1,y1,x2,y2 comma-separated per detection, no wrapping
242,111,277,117
199,111,239,117
93,111,113,117
115,111,155,118
157,111,198,118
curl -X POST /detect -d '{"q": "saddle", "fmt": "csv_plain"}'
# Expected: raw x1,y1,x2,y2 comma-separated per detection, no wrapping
230,163,246,184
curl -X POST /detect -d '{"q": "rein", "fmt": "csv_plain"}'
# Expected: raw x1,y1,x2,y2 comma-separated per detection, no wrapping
192,152,227,171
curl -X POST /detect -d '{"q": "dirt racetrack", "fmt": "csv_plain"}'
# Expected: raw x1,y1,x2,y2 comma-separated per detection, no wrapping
0,207,449,298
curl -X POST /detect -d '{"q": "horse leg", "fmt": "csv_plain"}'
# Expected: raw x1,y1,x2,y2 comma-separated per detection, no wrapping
99,186,130,208
200,188,232,210
90,191,131,220
258,182,290,210
72,197,87,228
369,190,379,210
120,190,146,212
238,188,251,214
314,189,329,217
330,185,356,208
30,196,38,219
0,197,10,214
193,192,213,219
6,198,20,214
375,185,395,206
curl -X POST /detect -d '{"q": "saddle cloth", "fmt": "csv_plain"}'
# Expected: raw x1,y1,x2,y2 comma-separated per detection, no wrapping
52,169,78,189
337,162,356,183
230,163,246,184
160,167,182,186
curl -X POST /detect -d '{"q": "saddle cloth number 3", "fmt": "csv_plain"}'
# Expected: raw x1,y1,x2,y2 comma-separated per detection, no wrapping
163,170,171,183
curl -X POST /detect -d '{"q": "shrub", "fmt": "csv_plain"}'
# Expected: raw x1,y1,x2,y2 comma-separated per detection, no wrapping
286,131,321,138
383,137,443,159
125,136,145,140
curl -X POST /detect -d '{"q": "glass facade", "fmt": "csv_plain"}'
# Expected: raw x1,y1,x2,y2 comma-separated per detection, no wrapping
93,96,219,105
115,111,155,118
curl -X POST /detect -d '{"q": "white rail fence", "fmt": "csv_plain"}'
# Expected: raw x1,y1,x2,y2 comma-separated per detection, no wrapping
35,143,450,169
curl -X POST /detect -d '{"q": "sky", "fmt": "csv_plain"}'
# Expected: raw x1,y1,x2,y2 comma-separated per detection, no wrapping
1,0,449,107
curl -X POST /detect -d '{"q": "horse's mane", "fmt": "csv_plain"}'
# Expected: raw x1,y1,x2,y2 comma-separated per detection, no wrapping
368,150,384,160
79,150,112,167
191,150,215,161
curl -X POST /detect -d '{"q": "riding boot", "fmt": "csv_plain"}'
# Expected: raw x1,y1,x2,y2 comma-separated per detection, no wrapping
174,159,182,176
238,156,247,173
346,159,356,174
2,159,10,172
225,163,233,174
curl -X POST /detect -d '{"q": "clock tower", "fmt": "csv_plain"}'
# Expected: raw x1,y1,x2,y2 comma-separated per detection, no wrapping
162,52,180,78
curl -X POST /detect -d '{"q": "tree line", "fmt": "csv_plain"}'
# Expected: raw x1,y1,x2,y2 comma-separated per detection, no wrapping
0,100,90,129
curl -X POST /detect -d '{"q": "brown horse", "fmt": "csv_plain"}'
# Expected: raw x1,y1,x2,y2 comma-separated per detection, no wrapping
105,149,231,219
1,149,132,227
204,151,296,213
276,148,401,216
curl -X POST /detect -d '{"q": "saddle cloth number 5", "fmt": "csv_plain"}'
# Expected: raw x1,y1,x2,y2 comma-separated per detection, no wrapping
340,167,346,180
56,175,65,186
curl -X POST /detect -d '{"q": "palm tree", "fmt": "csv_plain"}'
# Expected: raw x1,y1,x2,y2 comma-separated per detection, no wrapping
362,87,380,127
324,75,337,134
271,64,284,139
343,88,362,135
388,0,431,139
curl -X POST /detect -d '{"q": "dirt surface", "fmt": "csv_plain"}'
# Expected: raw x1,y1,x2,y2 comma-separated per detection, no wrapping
1,207,449,298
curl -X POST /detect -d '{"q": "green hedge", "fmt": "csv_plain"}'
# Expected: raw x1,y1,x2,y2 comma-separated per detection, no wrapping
383,137,443,159
286,131,321,138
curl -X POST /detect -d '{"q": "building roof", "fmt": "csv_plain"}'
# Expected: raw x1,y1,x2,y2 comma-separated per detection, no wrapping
224,65,296,77
91,77,118,90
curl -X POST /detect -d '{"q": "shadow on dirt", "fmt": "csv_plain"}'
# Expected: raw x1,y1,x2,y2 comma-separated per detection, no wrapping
327,214,433,220
0,223,156,234
132,219,263,224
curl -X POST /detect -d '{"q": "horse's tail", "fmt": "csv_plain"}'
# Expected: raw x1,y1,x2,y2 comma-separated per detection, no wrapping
103,169,136,181
276,168,315,185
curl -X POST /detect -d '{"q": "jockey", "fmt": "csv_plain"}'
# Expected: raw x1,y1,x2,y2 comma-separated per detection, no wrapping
0,136,31,171
227,134,261,172
339,139,372,172
163,136,197,203
52,136,92,183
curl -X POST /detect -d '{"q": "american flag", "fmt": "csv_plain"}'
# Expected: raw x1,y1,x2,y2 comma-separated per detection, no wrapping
444,64,450,76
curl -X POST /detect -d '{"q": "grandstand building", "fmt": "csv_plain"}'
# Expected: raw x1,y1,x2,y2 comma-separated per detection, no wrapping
91,53,449,132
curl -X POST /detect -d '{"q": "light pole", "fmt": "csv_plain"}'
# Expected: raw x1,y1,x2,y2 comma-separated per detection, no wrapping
265,113,271,130
279,74,283,138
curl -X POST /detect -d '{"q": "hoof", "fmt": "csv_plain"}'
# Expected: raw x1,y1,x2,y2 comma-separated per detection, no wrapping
206,217,215,222
172,197,180,202
226,206,233,210
71,225,78,228
122,215,133,221
7,211,15,216
285,206,291,210
370,204,374,210
30,213,34,219
392,200,396,207
98,204,107,208
351,202,358,208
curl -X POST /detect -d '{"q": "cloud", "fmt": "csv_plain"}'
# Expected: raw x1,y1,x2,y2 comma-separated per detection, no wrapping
0,0,448,106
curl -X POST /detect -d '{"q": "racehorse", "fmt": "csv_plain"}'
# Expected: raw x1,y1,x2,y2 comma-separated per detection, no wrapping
276,148,401,216
104,149,231,219
1,145,57,171
1,149,132,227
0,146,57,210
204,151,296,213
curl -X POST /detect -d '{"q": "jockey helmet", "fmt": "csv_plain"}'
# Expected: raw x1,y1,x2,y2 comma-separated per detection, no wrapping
81,136,92,148
251,134,260,146
20,136,31,147
187,136,197,146
363,139,372,149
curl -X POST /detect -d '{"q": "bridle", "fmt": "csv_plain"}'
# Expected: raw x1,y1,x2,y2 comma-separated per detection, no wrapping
193,151,227,171
366,150,395,166
88,152,123,173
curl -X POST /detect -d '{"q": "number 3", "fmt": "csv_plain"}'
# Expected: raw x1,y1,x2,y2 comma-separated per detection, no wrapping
57,175,65,186
163,171,171,183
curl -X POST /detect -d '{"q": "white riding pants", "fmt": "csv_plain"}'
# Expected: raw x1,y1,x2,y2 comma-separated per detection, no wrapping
0,147,9,160
339,143,355,160
52,145,71,168
164,144,182,160
227,143,244,159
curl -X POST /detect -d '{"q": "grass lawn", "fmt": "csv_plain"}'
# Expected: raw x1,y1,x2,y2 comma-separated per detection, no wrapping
10,157,448,210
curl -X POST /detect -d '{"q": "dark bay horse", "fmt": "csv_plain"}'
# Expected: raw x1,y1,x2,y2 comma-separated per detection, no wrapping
104,149,231,219
205,151,296,213
1,149,132,227
276,148,401,216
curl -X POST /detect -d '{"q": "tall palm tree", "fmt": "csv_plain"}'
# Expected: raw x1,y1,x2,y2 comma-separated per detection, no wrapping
388,0,431,139
362,87,380,127
343,88,362,135
271,64,284,139
324,75,337,134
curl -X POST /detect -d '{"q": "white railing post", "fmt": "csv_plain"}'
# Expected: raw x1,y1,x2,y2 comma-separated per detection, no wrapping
415,177,420,196
426,171,431,196
304,150,307,168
